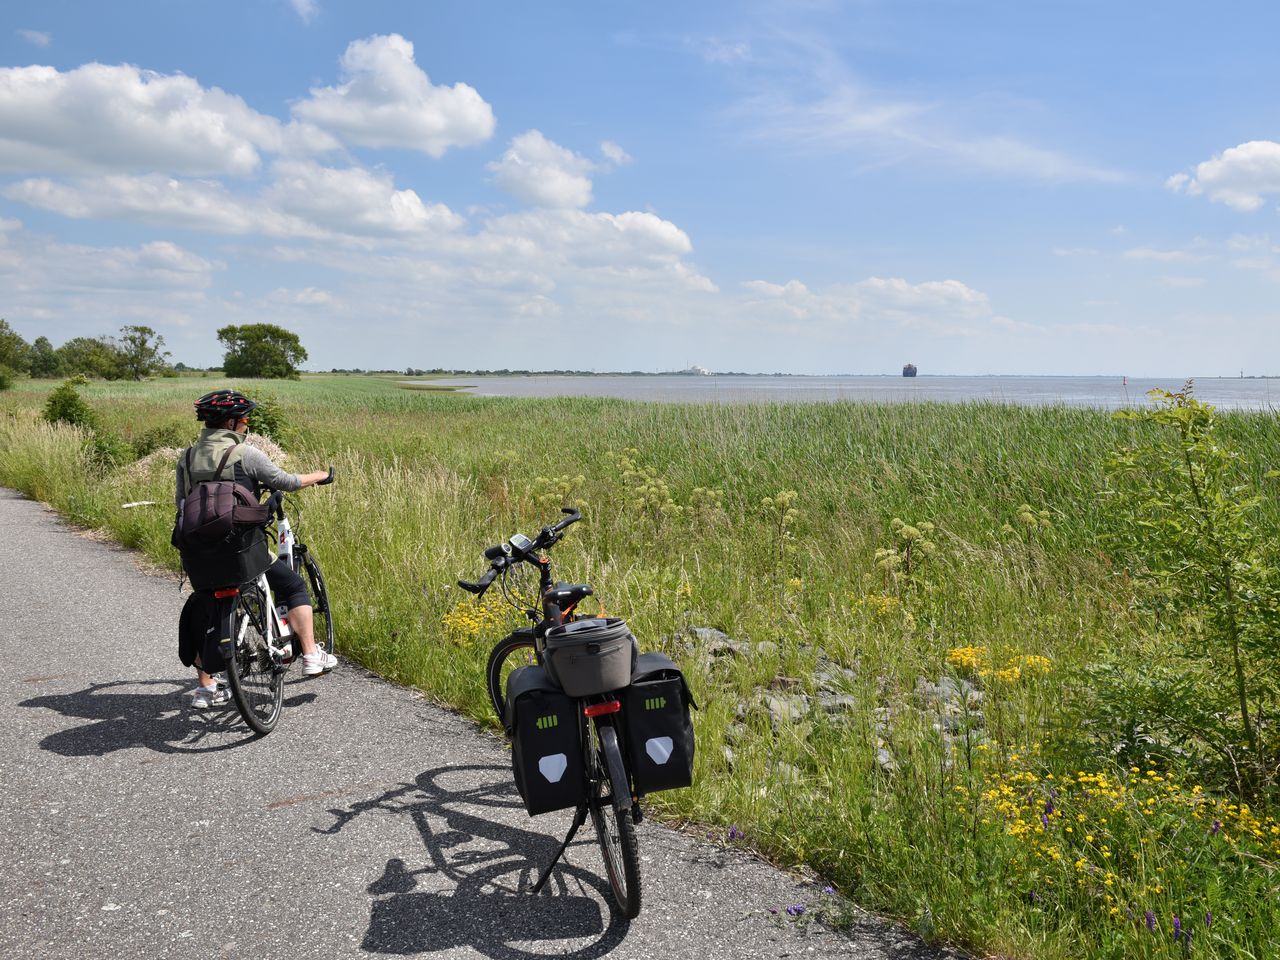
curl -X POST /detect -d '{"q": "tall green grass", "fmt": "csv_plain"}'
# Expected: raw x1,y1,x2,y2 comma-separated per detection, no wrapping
3,375,1278,959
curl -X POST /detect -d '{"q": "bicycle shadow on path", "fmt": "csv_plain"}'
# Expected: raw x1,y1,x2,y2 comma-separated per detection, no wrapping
316,763,628,959
19,677,318,756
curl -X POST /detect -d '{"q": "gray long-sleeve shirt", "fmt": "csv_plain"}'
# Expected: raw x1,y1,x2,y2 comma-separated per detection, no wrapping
174,430,303,507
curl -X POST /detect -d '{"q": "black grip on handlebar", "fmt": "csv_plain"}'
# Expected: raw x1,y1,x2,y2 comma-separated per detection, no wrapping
317,467,334,486
458,566,500,595
550,507,582,533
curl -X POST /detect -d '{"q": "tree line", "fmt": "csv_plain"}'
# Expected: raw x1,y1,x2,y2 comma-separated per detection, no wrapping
0,320,308,385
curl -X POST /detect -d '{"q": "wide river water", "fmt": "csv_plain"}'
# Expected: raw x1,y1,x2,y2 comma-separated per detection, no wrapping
418,375,1280,411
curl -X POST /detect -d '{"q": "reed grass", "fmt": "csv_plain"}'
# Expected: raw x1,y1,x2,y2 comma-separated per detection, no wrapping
3,375,1278,959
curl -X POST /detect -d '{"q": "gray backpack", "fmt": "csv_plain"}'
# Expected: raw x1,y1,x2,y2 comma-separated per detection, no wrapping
172,446,270,550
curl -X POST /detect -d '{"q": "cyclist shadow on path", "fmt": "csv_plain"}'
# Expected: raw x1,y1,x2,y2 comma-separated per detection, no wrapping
19,678,317,756
316,763,629,960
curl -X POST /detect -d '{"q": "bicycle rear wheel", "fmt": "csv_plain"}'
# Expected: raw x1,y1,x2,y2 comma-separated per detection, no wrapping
485,632,537,725
225,584,284,736
299,551,334,655
586,718,641,918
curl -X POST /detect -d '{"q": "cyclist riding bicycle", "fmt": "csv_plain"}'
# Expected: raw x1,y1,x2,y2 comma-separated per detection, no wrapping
177,389,337,708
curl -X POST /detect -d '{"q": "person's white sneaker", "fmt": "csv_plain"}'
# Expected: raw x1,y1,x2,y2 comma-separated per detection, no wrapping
301,650,337,677
191,684,231,709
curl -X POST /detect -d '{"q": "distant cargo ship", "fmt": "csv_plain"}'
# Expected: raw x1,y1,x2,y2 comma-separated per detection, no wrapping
903,364,918,377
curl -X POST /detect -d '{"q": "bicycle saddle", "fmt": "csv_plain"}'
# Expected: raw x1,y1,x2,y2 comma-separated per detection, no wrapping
544,582,593,604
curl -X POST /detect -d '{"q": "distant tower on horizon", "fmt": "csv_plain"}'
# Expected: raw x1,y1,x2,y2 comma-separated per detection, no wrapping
903,363,918,378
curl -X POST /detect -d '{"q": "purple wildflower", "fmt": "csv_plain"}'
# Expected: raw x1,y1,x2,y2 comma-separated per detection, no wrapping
1045,797,1055,815
1041,813,1050,829
728,825,745,841
786,904,806,917
1205,910,1212,927
1173,915,1182,942
1210,819,1221,836
821,886,835,895
1146,910,1156,932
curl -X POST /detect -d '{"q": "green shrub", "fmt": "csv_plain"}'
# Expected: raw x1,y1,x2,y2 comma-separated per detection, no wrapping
1103,384,1280,795
131,419,189,458
242,389,288,443
0,364,13,391
87,430,134,468
43,377,96,429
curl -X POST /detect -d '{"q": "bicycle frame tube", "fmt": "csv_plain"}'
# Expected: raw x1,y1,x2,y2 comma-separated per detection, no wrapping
277,513,295,568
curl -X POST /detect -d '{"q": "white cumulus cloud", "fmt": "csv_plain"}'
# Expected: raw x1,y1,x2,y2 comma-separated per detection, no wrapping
288,0,318,24
600,141,632,166
6,164,462,240
1167,140,1280,212
489,131,597,208
0,63,337,177
292,34,495,156
1122,247,1202,263
264,160,463,236
740,275,1007,336
6,175,280,234
266,286,333,306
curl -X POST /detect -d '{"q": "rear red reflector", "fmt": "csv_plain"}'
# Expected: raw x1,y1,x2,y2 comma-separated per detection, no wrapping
213,588,240,598
584,701,621,717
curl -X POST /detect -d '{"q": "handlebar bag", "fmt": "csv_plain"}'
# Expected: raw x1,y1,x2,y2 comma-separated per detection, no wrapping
543,617,637,697
622,652,697,795
506,665,585,816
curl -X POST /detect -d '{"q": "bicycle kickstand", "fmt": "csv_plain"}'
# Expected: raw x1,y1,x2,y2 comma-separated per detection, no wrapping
530,803,588,894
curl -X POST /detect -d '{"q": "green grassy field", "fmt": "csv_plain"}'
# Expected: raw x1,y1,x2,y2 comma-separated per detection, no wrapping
3,374,1278,959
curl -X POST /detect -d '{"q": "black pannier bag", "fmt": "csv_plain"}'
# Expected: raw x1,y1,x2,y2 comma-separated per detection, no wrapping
506,665,586,816
177,590,227,673
622,652,697,795
542,617,637,697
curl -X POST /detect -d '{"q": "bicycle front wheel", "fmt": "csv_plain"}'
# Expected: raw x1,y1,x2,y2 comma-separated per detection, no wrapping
299,551,335,655
485,632,537,725
225,585,284,736
587,718,641,918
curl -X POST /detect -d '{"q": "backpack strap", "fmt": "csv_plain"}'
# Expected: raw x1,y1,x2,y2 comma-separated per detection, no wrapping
213,444,237,481
181,443,240,497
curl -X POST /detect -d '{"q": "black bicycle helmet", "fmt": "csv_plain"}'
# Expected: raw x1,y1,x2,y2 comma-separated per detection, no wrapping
193,389,257,423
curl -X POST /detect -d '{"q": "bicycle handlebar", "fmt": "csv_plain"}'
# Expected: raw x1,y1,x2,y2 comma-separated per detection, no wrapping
457,508,583,598
458,566,500,595
264,467,335,520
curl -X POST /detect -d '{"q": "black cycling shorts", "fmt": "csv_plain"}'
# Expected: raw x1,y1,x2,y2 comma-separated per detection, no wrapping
265,557,311,610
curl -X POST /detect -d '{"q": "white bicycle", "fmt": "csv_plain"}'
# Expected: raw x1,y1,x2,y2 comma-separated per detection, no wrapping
214,477,335,736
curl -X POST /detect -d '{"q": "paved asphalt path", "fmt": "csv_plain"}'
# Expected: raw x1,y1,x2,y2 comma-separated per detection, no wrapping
0,487,961,960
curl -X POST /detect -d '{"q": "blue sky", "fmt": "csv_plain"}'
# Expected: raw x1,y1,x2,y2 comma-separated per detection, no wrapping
2,0,1278,375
